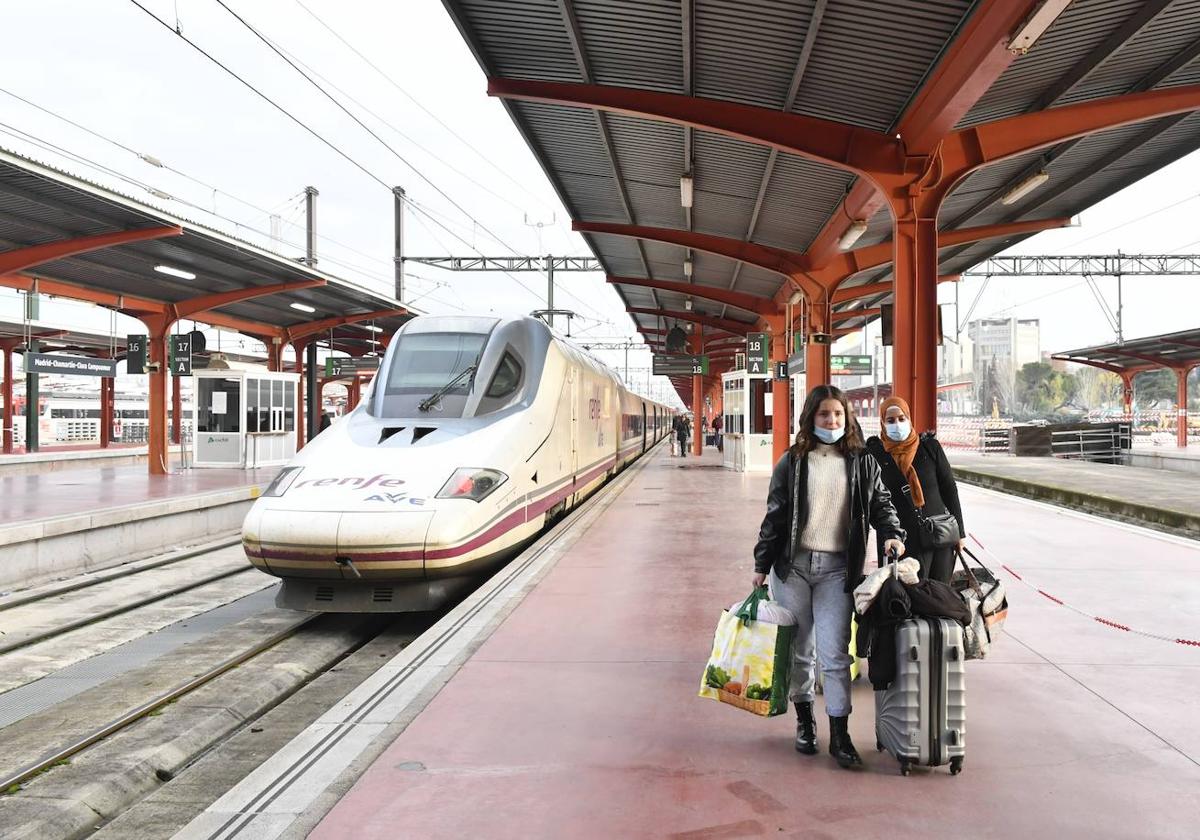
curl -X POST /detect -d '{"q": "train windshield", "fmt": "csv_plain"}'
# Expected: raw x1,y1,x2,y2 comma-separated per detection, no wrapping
375,332,487,418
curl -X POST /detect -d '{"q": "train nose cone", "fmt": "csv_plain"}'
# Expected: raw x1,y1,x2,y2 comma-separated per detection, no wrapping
243,506,434,580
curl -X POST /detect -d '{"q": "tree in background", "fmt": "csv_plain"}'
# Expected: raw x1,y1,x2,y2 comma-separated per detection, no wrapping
1132,369,1176,409
1015,362,1078,417
1073,366,1122,411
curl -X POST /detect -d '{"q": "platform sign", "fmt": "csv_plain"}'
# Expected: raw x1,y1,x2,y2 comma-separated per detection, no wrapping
652,354,707,376
26,352,117,378
170,334,192,376
775,361,789,380
126,334,147,375
746,333,769,377
830,355,872,376
325,356,382,377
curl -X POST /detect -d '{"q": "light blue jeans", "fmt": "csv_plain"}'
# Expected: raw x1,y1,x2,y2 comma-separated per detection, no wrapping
769,551,854,717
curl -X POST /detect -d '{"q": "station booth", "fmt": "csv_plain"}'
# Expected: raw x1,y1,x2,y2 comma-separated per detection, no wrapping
191,369,299,468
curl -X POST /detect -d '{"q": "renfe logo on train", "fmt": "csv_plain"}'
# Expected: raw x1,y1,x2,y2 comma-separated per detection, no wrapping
294,474,406,489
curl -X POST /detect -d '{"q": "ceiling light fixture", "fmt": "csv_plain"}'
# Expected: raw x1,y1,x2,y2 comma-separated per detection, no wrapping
154,264,196,280
363,324,383,333
683,257,694,279
1001,170,1049,205
680,174,694,209
1008,0,1071,55
290,302,316,313
837,220,869,251
684,297,693,311
788,290,803,305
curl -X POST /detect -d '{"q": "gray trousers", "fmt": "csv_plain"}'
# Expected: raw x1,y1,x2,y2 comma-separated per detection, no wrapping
769,551,854,717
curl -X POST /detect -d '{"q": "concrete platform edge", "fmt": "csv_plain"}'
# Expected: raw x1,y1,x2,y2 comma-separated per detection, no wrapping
952,465,1200,539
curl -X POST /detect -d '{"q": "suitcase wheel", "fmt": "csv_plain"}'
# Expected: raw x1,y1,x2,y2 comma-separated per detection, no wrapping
876,740,884,752
950,757,963,776
899,759,912,777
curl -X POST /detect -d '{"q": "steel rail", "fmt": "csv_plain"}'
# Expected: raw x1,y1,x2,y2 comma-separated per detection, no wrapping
0,562,258,657
0,614,320,793
0,535,242,614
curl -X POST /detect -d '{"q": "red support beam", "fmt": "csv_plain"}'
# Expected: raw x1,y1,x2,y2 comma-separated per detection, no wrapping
803,0,1041,269
1176,367,1191,449
831,307,880,323
0,226,182,275
832,274,959,305
626,307,753,337
285,309,409,343
606,275,777,315
489,78,900,180
172,278,327,320
576,222,811,284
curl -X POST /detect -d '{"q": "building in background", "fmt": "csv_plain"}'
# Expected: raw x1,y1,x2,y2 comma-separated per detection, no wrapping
968,317,1041,416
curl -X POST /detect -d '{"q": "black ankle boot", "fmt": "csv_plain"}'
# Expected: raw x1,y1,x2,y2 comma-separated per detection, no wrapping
794,702,817,755
828,715,863,769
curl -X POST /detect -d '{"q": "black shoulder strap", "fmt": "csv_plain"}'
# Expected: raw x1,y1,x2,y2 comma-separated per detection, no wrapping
867,438,919,514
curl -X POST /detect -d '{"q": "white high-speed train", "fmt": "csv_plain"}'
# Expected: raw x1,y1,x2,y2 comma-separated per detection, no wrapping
243,315,675,612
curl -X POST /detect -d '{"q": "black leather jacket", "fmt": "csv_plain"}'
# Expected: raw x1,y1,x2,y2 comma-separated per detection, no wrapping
753,447,905,593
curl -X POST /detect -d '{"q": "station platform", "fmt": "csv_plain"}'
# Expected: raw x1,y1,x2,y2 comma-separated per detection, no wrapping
949,450,1200,538
185,443,1198,839
0,464,276,591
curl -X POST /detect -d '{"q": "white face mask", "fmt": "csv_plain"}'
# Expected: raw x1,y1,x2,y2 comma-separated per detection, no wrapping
885,420,911,442
813,425,844,444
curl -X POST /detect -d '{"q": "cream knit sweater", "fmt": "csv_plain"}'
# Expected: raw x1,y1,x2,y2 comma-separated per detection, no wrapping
797,442,849,552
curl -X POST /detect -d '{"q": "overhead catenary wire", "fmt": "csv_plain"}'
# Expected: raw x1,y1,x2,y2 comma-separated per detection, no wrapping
290,0,556,213
210,0,525,261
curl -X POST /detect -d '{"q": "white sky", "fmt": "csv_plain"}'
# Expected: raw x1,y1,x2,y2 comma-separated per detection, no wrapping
2,0,1200,399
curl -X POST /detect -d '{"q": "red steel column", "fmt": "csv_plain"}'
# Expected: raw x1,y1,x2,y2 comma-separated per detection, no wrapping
891,212,940,433
690,329,703,456
771,328,791,463
100,373,113,449
171,367,182,445
147,329,170,475
1177,367,1191,449
1,343,12,454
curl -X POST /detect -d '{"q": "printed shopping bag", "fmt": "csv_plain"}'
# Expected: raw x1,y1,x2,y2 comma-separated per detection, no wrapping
698,587,796,717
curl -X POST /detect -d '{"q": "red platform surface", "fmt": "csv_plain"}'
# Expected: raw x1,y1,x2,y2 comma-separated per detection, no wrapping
0,464,277,527
313,445,1200,839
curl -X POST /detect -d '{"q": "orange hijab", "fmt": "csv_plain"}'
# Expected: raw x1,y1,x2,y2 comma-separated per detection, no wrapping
880,396,924,508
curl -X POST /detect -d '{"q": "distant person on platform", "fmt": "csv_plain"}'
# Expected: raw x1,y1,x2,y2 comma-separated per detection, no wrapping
752,384,905,770
318,412,333,434
712,414,723,451
864,396,965,584
673,414,689,457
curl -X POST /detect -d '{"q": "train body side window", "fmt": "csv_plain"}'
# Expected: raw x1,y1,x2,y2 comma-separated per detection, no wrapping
485,352,522,399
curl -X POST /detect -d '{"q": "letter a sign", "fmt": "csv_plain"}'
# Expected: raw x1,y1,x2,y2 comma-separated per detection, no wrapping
170,334,192,376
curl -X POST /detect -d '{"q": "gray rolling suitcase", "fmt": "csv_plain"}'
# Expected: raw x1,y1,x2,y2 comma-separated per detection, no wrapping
874,616,966,776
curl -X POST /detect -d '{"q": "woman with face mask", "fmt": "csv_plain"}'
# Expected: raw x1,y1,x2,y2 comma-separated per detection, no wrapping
752,385,905,770
865,396,965,584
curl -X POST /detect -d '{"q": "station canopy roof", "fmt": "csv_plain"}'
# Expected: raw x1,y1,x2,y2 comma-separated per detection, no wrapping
1054,327,1200,375
443,0,1200,344
0,148,417,349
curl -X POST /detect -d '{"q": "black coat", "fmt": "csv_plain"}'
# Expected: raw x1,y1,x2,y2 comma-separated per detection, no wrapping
753,447,905,593
865,434,964,560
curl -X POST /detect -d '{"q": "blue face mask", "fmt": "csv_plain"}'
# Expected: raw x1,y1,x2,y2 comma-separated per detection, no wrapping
813,425,844,444
885,420,912,442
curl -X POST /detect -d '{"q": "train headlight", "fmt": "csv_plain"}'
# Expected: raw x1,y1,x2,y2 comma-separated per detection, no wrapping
263,466,304,497
436,468,508,502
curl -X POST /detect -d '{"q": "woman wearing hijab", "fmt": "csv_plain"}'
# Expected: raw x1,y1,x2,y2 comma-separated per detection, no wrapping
864,397,965,584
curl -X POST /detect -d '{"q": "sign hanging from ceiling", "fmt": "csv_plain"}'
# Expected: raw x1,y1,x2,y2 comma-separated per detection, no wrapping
745,332,769,377
325,356,382,377
830,355,872,376
26,352,117,378
652,354,708,377
126,334,147,375
171,334,193,376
